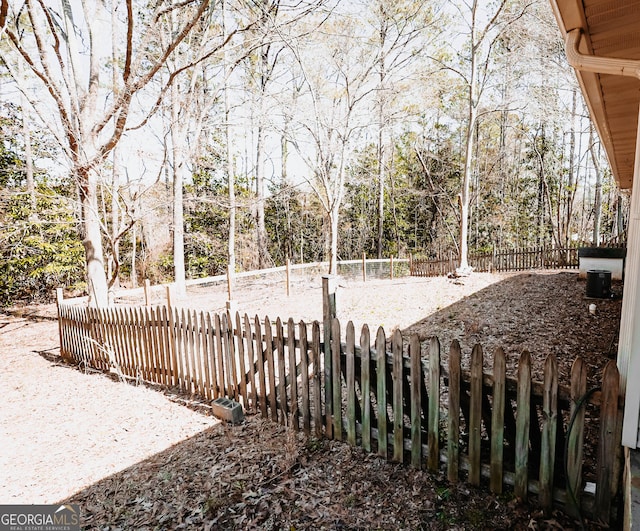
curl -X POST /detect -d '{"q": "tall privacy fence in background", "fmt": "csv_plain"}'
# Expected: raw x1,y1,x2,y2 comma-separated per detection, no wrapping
57,278,624,525
410,246,580,277
411,242,627,277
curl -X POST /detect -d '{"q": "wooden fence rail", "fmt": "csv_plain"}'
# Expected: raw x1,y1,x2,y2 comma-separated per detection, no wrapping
57,302,623,524
411,247,581,277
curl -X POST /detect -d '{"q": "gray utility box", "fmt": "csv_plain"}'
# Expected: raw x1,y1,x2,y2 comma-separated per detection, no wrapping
578,247,626,281
211,397,244,424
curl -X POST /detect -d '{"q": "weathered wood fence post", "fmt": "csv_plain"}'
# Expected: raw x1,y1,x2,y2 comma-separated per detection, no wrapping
322,275,337,438
286,258,291,297
144,278,151,306
55,288,67,360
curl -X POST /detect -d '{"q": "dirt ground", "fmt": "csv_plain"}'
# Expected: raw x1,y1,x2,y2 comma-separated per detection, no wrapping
1,270,620,529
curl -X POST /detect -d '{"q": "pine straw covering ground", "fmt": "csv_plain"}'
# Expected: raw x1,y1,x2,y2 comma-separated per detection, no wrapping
64,414,586,530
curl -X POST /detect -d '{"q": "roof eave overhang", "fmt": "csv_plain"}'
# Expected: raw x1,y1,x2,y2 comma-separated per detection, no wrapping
549,0,638,190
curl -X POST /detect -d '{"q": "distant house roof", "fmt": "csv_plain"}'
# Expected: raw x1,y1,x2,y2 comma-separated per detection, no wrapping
550,0,640,190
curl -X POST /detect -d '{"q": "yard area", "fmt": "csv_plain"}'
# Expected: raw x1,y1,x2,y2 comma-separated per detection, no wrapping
1,270,620,528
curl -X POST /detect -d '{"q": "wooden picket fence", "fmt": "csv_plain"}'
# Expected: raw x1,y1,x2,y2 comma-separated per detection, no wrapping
411,246,580,277
409,252,458,277
56,297,623,524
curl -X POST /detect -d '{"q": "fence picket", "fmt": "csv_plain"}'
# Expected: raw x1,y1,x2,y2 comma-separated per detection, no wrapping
198,311,209,395
376,326,387,458
68,305,78,362
311,321,323,438
346,321,356,447
224,312,239,401
410,334,422,468
254,315,268,417
139,307,151,380
448,340,461,482
275,317,288,425
288,318,299,430
147,306,160,383
183,309,194,388
540,354,558,514
490,347,506,494
236,312,248,407
194,311,206,396
124,307,136,377
205,313,218,399
299,321,310,435
469,344,483,486
392,329,403,463
244,314,257,409
173,308,184,390
331,318,343,440
146,307,159,384
199,311,211,399
153,307,166,385
515,350,532,500
360,325,372,452
132,307,144,380
86,307,101,369
428,337,441,472
187,310,198,393
110,307,122,375
115,307,127,375
96,307,110,370
98,308,110,370
162,306,173,387
214,314,225,397
567,357,587,517
168,306,178,388
595,360,621,523
264,317,278,422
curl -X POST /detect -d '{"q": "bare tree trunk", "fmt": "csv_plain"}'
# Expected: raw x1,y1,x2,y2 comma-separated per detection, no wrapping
376,39,386,259
80,169,109,307
255,119,268,267
590,124,602,246
223,0,236,276
377,119,385,259
130,221,138,288
459,91,476,272
108,150,121,288
564,88,578,248
458,2,479,273
171,77,187,296
329,206,339,275
109,1,120,288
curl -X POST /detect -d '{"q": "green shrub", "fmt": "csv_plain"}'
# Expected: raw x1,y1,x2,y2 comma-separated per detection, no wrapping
0,186,85,305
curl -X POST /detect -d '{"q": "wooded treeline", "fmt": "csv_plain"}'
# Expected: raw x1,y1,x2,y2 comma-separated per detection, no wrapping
0,0,629,305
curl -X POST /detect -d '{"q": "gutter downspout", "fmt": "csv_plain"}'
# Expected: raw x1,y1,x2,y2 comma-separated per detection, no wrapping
564,28,640,448
565,28,640,79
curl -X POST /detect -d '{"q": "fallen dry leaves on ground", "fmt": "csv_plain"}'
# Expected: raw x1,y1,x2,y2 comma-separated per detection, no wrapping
65,415,591,530
3,270,621,529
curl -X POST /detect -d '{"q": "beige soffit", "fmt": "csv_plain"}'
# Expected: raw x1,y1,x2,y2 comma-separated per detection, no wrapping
550,0,640,190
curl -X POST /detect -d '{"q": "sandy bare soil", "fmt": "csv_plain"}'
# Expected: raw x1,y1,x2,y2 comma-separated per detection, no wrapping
1,270,620,529
0,317,217,505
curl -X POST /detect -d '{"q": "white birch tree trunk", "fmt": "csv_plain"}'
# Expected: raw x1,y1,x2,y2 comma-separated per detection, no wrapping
458,50,477,273
171,80,187,296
